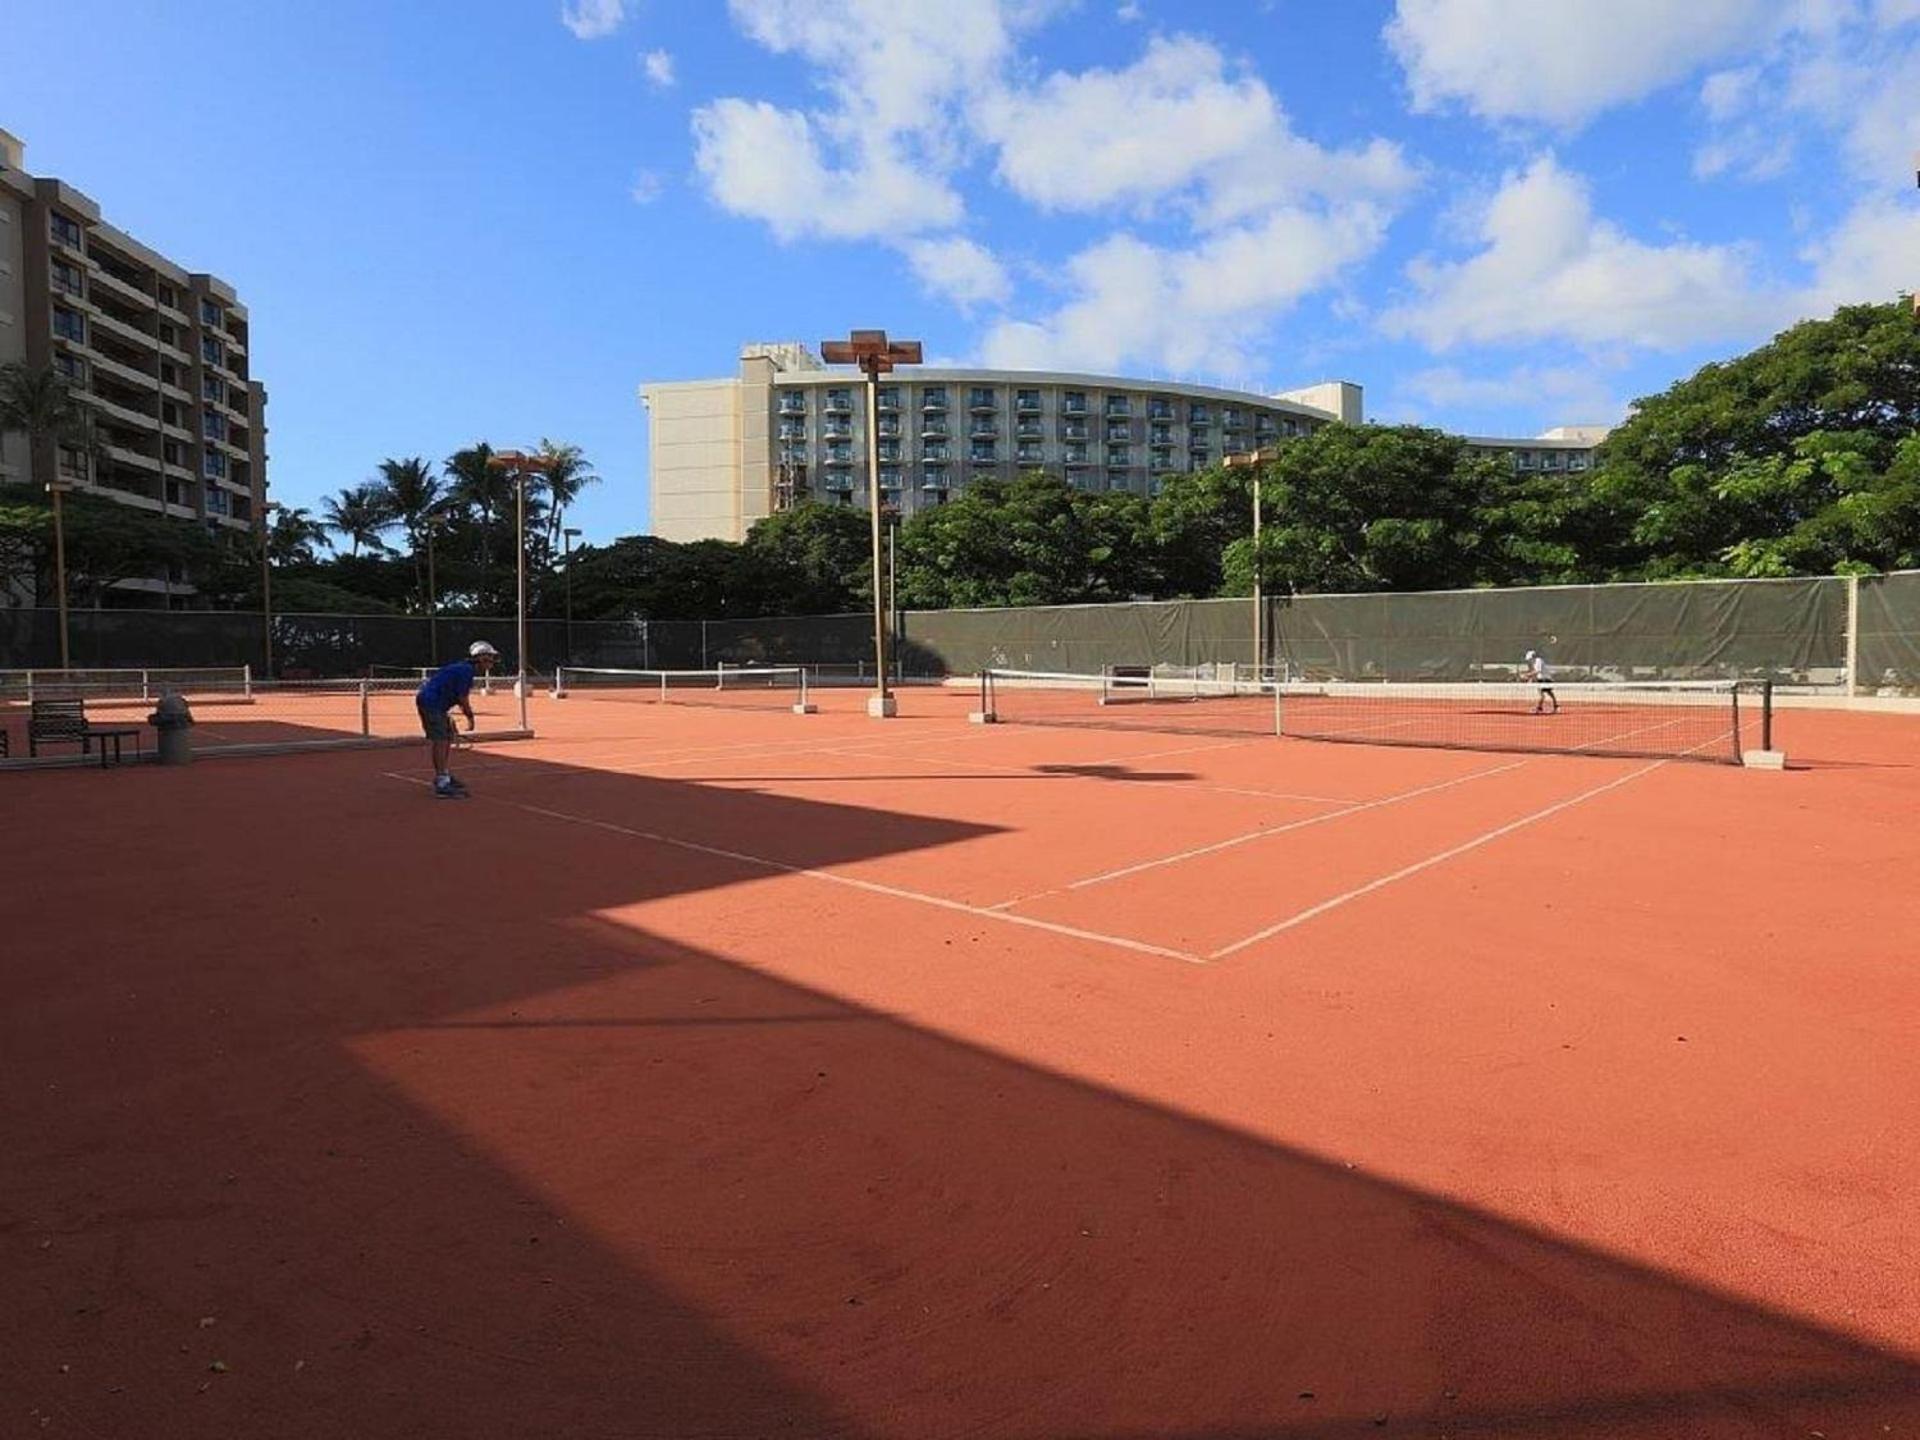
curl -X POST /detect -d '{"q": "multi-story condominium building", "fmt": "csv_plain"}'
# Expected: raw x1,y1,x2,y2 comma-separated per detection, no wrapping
1462,425,1611,476
641,342,1363,543
0,128,267,602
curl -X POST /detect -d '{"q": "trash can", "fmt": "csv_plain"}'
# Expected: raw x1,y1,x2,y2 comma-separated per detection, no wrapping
149,692,195,766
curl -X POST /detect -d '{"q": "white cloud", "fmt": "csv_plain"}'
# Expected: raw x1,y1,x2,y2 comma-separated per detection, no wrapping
1875,0,1920,25
1117,1,1144,20
1383,157,1775,350
904,236,1012,309
692,98,963,241
981,205,1389,376
560,0,626,41
975,35,1416,225
1385,0,1786,128
630,170,664,205
1799,197,1920,311
1400,364,1628,426
641,49,676,88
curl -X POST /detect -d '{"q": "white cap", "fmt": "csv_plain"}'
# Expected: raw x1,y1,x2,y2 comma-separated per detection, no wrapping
1525,650,1537,661
469,641,500,658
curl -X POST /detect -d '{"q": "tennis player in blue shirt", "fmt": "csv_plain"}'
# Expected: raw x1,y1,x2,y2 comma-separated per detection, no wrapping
416,641,499,798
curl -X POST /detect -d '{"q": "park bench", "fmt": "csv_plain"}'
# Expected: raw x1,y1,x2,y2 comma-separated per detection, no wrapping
28,696,143,768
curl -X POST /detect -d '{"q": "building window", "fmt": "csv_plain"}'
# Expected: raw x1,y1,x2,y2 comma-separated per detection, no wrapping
968,386,996,410
923,443,950,461
53,352,85,384
202,374,225,404
922,385,948,409
1148,398,1173,420
969,443,997,463
1061,421,1088,441
878,440,901,461
778,390,806,414
1062,391,1087,415
1104,395,1131,417
923,466,949,489
53,306,85,342
1150,423,1171,444
878,465,902,487
1016,389,1041,412
201,336,223,365
825,387,852,413
201,298,222,326
203,449,227,479
1189,403,1211,424
1016,443,1045,464
57,447,88,482
50,213,83,248
1065,443,1088,464
1105,422,1130,443
1109,445,1132,466
164,440,187,466
876,386,900,411
206,484,229,514
202,409,226,441
157,283,176,309
51,259,84,298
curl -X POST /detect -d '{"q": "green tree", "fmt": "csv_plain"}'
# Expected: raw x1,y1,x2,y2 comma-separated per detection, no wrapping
532,439,597,555
0,362,95,489
267,506,330,566
742,501,874,613
321,483,396,558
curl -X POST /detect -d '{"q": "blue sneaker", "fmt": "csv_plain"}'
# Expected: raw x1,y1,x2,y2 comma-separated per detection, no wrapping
433,779,466,800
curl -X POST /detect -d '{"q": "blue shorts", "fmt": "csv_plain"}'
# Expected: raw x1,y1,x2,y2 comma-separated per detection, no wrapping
418,704,454,741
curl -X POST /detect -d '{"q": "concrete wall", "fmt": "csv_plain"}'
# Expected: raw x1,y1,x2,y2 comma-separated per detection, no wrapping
643,379,742,542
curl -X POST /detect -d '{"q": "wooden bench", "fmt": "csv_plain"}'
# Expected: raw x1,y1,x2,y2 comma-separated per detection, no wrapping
28,697,143,768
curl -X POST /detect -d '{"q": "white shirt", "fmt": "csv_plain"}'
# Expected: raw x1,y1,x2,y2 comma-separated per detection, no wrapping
1527,655,1553,682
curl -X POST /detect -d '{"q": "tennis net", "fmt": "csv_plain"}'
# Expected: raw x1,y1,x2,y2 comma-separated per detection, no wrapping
977,669,1772,764
553,665,811,711
0,666,252,704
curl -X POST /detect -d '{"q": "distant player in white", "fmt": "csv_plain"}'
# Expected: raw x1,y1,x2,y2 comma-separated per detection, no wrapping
1525,650,1558,714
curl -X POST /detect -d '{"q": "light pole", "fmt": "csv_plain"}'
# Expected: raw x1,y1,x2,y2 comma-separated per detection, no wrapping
425,514,448,667
47,477,72,671
488,449,544,729
819,329,922,717
563,526,582,665
260,500,280,679
1225,445,1278,680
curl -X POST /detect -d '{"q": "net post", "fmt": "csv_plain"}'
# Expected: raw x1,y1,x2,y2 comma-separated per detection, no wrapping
1761,679,1773,753
1845,574,1860,697
141,669,150,703
518,665,530,731
552,669,567,700
359,680,371,737
243,664,253,701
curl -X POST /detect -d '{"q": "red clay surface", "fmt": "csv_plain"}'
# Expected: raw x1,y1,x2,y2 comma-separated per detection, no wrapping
3,685,1917,1438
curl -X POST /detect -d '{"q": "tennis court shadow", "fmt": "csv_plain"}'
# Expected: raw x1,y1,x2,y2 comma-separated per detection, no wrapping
4,747,1916,1438
1032,762,1200,783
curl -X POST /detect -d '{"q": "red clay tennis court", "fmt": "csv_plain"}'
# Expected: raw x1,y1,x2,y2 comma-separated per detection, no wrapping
4,682,1917,1438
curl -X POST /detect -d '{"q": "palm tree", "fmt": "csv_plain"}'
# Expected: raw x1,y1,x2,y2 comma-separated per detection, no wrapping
321,482,395,558
0,362,94,488
443,442,504,570
267,505,329,566
375,455,442,608
532,439,598,552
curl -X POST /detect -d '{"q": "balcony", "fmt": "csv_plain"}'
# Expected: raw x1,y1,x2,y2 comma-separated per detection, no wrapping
777,423,807,441
1104,427,1131,444
104,444,163,476
90,267,156,310
89,308,161,352
1189,439,1211,453
824,476,855,493
88,351,161,393
921,393,948,412
1060,423,1089,441
968,393,997,412
923,445,951,462
968,422,997,438
920,420,949,438
824,451,854,467
778,394,807,415
1062,400,1088,416
968,448,997,464
876,391,901,413
84,392,160,433
1148,400,1173,420
1015,446,1045,465
1015,394,1042,413
1064,453,1090,468
821,421,853,440
823,395,854,416
1104,400,1131,418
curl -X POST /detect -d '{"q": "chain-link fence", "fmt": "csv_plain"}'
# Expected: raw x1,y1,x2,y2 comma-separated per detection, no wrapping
3,570,1916,691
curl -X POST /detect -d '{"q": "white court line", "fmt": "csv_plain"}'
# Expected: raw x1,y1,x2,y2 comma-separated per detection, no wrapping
382,772,1202,964
1049,757,1528,896
1209,760,1666,959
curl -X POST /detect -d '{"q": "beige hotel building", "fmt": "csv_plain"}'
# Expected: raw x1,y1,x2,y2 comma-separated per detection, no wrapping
0,128,267,601
641,343,1602,544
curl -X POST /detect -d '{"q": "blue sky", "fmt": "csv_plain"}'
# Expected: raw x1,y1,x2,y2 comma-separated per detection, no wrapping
8,0,1917,542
